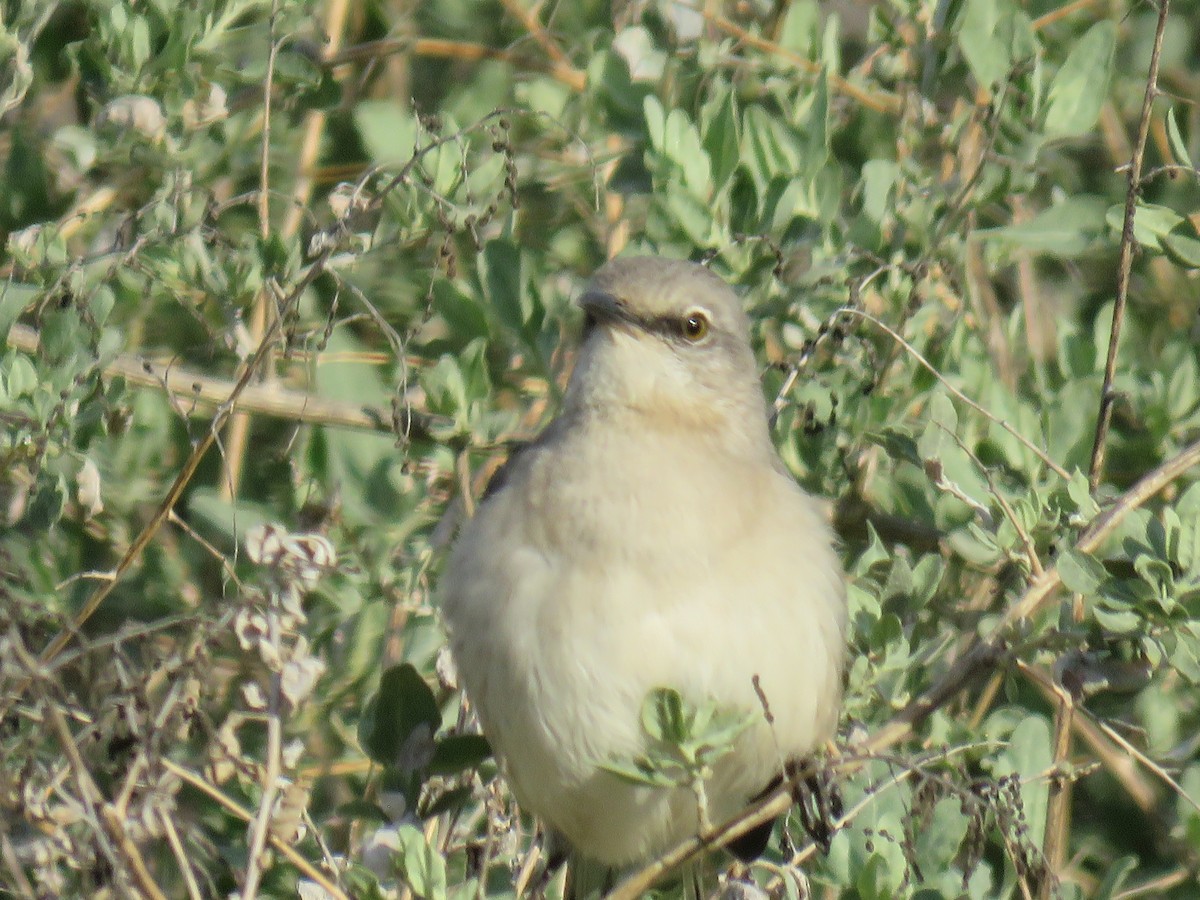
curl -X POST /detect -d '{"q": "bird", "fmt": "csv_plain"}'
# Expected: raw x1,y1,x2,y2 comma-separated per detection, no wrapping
439,256,847,894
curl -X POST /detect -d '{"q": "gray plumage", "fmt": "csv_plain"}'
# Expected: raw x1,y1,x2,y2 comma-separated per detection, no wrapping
440,256,847,874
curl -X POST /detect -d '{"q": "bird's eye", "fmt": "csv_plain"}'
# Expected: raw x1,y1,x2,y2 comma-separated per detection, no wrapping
681,310,710,342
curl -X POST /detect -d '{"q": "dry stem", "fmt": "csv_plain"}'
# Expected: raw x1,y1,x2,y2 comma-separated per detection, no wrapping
1088,0,1171,490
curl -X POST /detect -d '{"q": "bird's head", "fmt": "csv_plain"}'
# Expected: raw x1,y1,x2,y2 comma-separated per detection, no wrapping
564,257,770,437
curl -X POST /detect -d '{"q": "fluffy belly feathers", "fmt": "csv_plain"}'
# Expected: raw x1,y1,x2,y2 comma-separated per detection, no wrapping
442,465,845,864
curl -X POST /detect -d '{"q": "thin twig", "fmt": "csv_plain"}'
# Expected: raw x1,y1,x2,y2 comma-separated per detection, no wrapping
497,0,572,70
838,307,1072,480
241,612,283,899
328,36,587,91
609,743,985,899
159,807,205,900
1,832,37,900
221,0,284,501
1036,669,1074,898
161,759,352,900
1095,720,1200,818
5,323,427,435
100,805,170,900
1031,0,1107,30
870,435,1200,755
967,669,1006,729
940,423,1046,577
9,633,160,898
697,7,902,114
1021,663,1157,814
1088,0,1171,490
1114,867,1194,898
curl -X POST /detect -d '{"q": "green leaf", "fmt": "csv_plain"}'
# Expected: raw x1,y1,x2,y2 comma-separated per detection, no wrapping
925,392,958,450
359,664,442,767
909,554,945,606
700,88,739,191
1107,202,1185,252
777,0,820,57
871,427,923,467
39,308,86,367
1162,223,1200,269
1175,483,1200,574
1093,605,1142,634
1057,548,1107,595
663,188,715,245
1067,470,1101,519
978,196,1108,255
742,106,801,194
23,473,67,530
641,687,689,745
0,281,37,340
129,15,151,69
353,99,419,166
643,94,666,154
587,48,645,121
427,734,492,776
860,160,898,224
1171,626,1200,684
799,70,830,177
998,715,1052,845
483,238,529,333
396,822,447,900
600,754,683,788
1044,21,1116,137
645,98,711,197
431,279,489,342
3,353,37,399
1166,106,1193,168
689,701,754,753
1092,855,1139,900
956,0,1033,90
853,524,892,574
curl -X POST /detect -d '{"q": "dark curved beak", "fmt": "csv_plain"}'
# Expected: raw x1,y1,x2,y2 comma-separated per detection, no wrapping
578,289,636,336
578,289,628,323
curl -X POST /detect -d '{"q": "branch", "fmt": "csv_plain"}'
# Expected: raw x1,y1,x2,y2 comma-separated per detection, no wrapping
1088,0,1171,490
837,307,1072,481
0,254,329,727
1031,0,1107,30
5,323,428,436
161,759,352,900
698,8,902,115
871,434,1200,755
0,111,513,720
496,0,576,76
327,36,586,91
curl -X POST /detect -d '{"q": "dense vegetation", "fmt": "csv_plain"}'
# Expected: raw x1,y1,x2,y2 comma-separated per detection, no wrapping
2,0,1199,897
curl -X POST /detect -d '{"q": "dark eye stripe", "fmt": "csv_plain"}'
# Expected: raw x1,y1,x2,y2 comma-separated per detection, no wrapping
642,315,693,341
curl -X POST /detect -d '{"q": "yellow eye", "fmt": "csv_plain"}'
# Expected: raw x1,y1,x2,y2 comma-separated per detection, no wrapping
682,310,710,342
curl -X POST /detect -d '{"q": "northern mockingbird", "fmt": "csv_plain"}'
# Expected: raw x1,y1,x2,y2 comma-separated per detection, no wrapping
440,257,847,885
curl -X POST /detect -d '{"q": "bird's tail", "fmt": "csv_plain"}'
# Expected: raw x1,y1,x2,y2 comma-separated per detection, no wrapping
562,854,615,900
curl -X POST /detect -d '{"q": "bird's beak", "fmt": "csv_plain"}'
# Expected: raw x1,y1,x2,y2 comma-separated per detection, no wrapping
579,290,635,334
579,289,627,322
